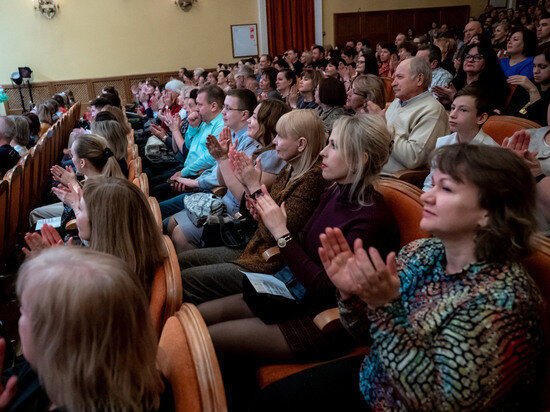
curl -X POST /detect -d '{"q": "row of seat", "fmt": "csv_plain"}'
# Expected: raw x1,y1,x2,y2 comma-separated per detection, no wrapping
153,177,550,411
0,103,81,267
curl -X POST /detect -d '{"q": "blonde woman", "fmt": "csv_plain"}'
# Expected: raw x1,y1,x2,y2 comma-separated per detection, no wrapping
101,104,132,139
434,37,457,76
1,247,171,410
346,74,386,114
29,133,123,226
197,114,400,409
91,119,129,177
178,109,330,304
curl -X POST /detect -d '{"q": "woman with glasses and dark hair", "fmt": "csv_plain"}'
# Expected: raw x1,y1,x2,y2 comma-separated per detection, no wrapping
434,41,509,111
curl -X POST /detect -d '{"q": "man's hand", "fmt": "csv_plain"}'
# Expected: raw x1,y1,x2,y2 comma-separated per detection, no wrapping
188,111,202,128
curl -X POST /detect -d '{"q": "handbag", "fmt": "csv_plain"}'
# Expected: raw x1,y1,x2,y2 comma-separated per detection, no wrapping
183,192,225,227
242,266,305,324
200,213,258,249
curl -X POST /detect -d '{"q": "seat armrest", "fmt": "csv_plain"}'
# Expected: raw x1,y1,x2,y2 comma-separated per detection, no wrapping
65,219,77,230
262,246,281,262
212,186,227,197
313,308,342,334
393,168,429,183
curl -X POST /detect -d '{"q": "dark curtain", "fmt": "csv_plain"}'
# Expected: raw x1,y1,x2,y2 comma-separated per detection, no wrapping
266,0,315,56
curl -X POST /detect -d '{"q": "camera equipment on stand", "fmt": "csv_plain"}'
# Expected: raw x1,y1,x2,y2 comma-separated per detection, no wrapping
9,67,33,113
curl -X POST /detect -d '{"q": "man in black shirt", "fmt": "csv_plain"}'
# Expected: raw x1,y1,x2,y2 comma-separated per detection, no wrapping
0,116,20,176
311,45,328,70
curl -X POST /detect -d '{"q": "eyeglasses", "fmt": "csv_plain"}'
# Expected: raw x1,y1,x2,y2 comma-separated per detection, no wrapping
222,105,245,111
357,60,366,64
353,91,368,98
464,54,484,62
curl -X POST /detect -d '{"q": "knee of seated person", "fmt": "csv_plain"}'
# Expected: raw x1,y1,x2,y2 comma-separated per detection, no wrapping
166,217,177,235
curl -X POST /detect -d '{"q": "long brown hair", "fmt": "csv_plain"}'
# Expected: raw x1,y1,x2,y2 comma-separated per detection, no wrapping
82,176,166,296
253,99,291,157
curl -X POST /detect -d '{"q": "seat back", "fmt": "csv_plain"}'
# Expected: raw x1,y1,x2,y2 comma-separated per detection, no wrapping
148,196,163,230
4,165,23,253
17,154,33,233
481,115,541,145
30,143,44,201
128,158,136,181
158,303,227,412
133,173,149,196
0,180,9,262
375,178,430,247
381,76,395,102
150,235,183,338
521,234,550,409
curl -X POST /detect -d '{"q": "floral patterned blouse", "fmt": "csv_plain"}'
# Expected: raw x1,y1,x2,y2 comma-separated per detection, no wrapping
338,238,545,411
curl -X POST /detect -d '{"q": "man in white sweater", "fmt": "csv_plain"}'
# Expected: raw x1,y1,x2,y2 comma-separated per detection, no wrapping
381,57,450,174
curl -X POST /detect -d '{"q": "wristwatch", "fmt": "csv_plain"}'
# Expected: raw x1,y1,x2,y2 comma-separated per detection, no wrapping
277,233,293,249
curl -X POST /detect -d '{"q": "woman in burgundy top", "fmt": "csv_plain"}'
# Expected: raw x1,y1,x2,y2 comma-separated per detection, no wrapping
196,114,400,407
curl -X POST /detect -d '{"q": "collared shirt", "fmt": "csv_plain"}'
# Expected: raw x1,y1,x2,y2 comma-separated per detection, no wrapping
429,67,453,94
422,130,499,191
181,112,224,177
399,90,431,108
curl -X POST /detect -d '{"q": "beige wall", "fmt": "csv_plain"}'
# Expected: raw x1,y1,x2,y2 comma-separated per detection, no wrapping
322,0,486,47
0,0,258,83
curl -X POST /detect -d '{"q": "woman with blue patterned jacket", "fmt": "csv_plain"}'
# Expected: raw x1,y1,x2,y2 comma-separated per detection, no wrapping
250,143,545,411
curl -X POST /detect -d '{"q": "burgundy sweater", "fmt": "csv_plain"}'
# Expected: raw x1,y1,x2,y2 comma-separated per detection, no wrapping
279,184,401,315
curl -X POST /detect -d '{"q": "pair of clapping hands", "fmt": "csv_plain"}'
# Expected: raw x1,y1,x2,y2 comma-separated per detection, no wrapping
501,130,543,177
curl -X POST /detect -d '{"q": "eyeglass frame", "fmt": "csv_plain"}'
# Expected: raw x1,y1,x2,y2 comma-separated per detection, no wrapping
463,53,484,62
222,105,245,111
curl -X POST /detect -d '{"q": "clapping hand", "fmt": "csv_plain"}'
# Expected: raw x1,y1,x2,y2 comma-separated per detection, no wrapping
502,130,543,177
229,150,262,193
23,223,72,255
165,111,183,133
0,339,17,409
50,164,76,187
52,181,82,209
206,127,233,160
433,83,456,104
319,228,400,307
287,85,299,108
364,101,386,120
150,123,167,140
254,185,288,239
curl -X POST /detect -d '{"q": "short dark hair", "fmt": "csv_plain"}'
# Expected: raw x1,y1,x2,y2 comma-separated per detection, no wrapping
262,67,279,90
536,41,550,63
381,43,398,55
279,69,297,86
103,86,119,97
327,57,345,68
312,45,325,55
430,144,537,262
341,46,358,59
274,58,290,69
454,85,491,115
101,92,121,108
52,95,65,108
226,89,257,117
319,77,347,106
399,41,418,56
183,70,194,80
419,44,443,67
91,96,111,109
189,88,198,101
358,38,370,48
539,12,550,21
94,111,118,122
24,112,40,136
197,85,225,107
510,27,538,57
261,54,273,63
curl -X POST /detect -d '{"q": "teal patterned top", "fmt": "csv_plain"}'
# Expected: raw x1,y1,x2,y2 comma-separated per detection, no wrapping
338,238,545,411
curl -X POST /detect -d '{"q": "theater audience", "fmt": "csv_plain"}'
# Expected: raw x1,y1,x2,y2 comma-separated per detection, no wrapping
178,109,329,304
311,45,328,70
283,48,303,77
397,41,417,61
252,144,544,411
434,37,457,75
492,21,510,55
91,119,130,177
291,68,321,110
378,43,398,78
537,13,550,44
275,69,297,103
0,116,19,176
258,67,282,101
375,57,449,173
1,247,171,411
197,114,399,409
24,112,41,147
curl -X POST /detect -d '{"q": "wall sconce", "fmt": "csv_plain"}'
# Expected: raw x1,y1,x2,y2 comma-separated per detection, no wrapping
33,0,59,19
174,0,196,12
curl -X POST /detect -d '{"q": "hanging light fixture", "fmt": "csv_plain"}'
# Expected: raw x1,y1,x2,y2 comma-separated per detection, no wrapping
33,0,59,19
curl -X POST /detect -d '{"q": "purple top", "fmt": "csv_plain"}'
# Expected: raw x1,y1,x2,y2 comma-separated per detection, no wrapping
279,184,400,314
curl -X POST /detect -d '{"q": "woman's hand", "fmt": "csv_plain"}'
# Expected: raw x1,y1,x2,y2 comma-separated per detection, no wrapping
22,224,68,255
52,182,81,209
170,176,198,192
433,83,456,105
254,185,289,239
244,194,261,221
287,85,299,108
364,101,386,120
502,130,543,177
206,127,232,160
319,227,356,300
507,75,537,91
229,150,262,193
165,111,183,133
0,338,17,410
347,242,400,309
50,165,76,187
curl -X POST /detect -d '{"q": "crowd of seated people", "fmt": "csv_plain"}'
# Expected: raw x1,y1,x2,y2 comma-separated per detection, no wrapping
2,2,550,410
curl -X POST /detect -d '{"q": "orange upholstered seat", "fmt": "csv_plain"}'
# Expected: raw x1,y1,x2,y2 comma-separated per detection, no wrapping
481,115,541,145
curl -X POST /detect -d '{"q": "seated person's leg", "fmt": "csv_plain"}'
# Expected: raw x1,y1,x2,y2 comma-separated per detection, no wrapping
170,212,202,253
181,262,244,305
159,194,188,221
197,293,255,325
178,246,242,268
29,202,64,226
150,181,180,202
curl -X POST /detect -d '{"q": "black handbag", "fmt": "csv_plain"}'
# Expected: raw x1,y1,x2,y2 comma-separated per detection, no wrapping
200,214,257,249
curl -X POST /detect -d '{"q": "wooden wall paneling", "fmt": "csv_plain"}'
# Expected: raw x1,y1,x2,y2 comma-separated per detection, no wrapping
361,12,391,45
414,9,441,35
91,77,127,105
390,10,416,39
440,6,471,27
333,13,362,48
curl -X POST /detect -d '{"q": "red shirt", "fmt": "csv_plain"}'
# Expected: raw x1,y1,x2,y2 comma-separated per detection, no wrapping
161,103,182,132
